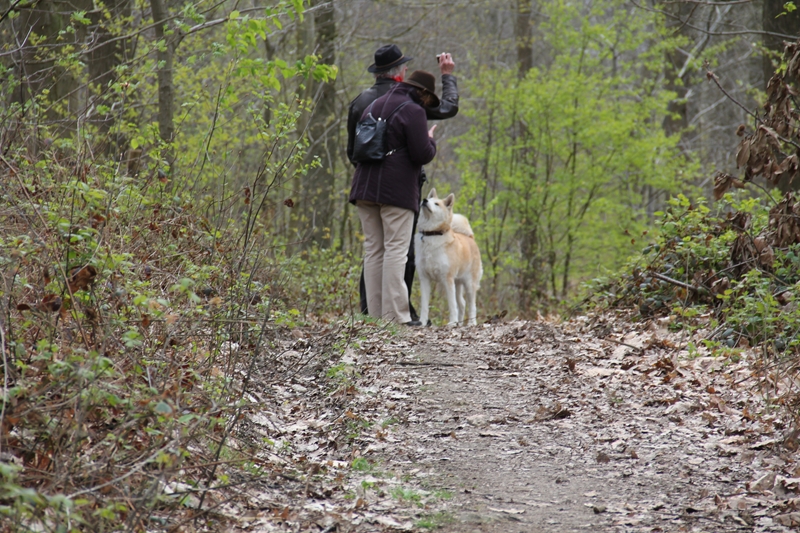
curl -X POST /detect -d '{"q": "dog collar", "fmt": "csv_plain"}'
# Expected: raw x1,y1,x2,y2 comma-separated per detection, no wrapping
420,230,444,237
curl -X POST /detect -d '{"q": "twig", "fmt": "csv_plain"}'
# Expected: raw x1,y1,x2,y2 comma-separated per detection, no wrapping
651,272,702,293
0,0,25,25
0,318,7,456
394,361,463,367
631,0,794,40
706,68,800,151
603,337,645,353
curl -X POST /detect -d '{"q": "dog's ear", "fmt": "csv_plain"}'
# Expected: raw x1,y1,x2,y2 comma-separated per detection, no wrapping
443,193,455,209
427,188,437,199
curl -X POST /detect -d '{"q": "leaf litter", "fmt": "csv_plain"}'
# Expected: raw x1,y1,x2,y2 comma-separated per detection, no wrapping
211,313,799,532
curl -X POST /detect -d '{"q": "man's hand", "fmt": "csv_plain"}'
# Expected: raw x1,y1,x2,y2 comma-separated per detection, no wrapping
428,125,437,138
437,53,455,75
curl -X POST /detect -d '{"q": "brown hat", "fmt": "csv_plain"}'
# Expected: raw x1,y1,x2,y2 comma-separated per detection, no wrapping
401,70,440,108
367,44,413,73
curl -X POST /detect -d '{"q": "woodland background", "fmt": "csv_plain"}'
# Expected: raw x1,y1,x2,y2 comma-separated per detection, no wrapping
2,0,800,531
3,0,797,315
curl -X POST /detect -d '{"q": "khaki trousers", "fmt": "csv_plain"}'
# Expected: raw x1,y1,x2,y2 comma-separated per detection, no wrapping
356,201,414,323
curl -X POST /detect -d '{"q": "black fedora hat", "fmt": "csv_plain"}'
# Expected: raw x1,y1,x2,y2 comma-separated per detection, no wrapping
401,70,440,108
367,44,413,73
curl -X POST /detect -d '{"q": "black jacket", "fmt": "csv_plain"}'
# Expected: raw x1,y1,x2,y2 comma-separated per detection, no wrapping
346,74,459,166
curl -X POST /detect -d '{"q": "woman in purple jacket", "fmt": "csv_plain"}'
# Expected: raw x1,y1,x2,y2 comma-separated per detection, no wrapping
349,71,439,325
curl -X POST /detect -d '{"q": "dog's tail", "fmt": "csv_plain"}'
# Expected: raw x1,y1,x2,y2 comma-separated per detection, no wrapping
451,214,474,237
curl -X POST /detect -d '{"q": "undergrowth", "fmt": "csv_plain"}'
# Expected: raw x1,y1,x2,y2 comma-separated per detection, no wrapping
587,193,800,366
0,132,363,531
586,192,800,358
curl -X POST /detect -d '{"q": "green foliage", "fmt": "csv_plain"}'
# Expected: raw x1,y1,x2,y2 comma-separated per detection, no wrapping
0,4,339,516
0,461,81,532
455,0,696,315
350,457,373,472
0,152,247,529
286,246,361,320
716,265,800,352
390,486,423,506
780,2,797,15
416,511,456,529
587,190,800,356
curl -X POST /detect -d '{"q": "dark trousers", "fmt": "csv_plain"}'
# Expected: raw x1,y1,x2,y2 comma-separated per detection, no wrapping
360,173,426,321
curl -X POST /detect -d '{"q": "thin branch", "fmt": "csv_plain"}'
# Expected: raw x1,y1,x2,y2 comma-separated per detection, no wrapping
631,0,796,40
603,337,645,353
651,271,702,293
677,4,731,79
662,0,753,4
706,68,800,151
705,69,759,120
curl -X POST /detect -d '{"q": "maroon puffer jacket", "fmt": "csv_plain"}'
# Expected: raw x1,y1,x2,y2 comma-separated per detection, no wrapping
348,83,436,213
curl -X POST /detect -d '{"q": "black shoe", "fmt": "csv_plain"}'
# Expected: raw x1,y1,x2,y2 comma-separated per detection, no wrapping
404,320,422,327
426,320,432,327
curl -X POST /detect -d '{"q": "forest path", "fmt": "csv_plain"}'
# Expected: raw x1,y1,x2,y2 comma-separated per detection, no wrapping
367,319,790,532
227,318,797,533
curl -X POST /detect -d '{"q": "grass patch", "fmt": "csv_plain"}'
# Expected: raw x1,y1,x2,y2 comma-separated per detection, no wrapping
416,511,456,529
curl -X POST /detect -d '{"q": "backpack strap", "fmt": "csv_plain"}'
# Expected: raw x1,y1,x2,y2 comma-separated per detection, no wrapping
384,100,411,121
382,100,412,156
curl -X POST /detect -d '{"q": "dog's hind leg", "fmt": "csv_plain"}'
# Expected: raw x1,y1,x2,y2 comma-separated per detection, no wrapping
418,275,432,326
456,282,466,325
464,283,477,326
445,276,459,326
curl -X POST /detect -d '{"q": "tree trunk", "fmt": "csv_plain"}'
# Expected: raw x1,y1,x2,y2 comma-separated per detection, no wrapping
661,2,693,140
87,0,132,154
300,0,337,247
11,0,90,138
150,0,174,166
515,0,533,78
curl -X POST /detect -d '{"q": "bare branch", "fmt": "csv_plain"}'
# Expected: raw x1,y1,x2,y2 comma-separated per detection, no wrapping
651,272,702,293
631,0,796,40
705,67,800,151
662,0,753,5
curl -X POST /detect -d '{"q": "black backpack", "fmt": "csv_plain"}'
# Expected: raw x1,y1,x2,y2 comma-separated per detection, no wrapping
352,99,411,163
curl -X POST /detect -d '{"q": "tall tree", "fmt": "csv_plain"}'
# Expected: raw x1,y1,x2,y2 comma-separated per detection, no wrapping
87,0,132,152
150,0,175,155
515,0,534,77
457,0,691,310
300,0,337,247
11,0,91,138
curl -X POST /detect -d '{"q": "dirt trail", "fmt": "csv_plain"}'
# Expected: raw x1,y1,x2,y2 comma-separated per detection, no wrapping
227,318,798,532
365,319,794,532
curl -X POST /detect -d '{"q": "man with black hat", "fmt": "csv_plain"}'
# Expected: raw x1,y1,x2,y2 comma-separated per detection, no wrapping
347,44,459,322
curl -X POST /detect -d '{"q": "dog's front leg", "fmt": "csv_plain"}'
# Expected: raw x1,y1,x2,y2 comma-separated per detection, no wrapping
445,276,459,326
418,275,432,326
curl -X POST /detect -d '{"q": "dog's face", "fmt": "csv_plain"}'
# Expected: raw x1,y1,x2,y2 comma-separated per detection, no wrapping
419,188,455,232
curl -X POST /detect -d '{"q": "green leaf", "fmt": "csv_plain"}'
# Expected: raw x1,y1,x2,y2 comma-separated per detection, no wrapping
71,11,91,24
155,401,173,415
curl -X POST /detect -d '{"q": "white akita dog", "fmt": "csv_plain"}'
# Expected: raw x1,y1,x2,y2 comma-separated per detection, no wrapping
415,189,483,326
